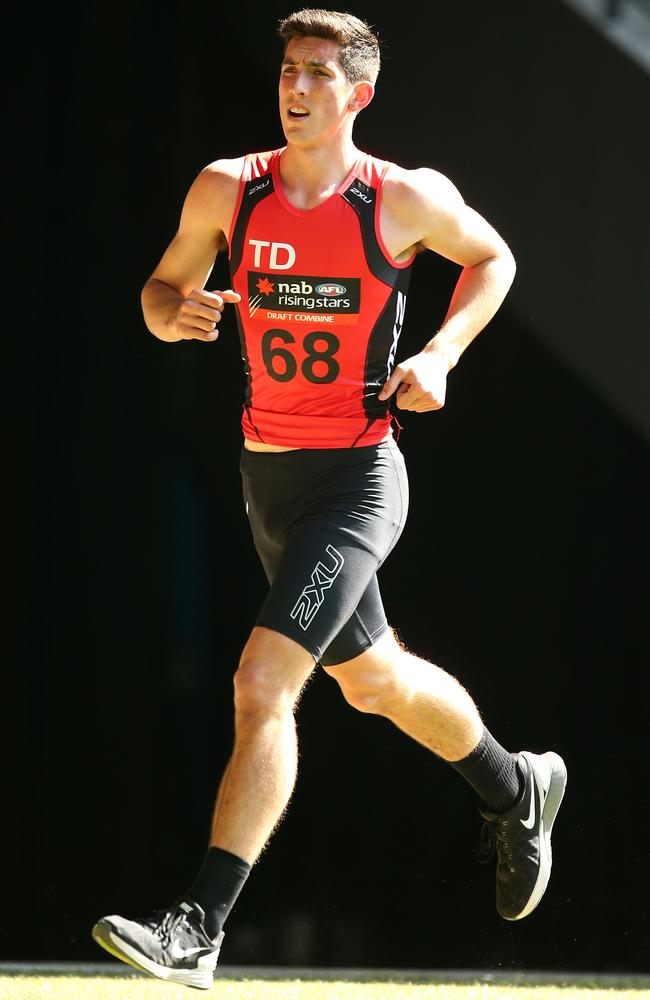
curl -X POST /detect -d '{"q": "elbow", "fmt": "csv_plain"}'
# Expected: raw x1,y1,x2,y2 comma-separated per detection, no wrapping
501,245,516,287
140,280,163,339
140,277,156,307
140,279,152,314
508,249,517,282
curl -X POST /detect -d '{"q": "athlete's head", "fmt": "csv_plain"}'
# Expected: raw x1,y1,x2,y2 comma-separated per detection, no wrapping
278,10,379,144
278,9,381,85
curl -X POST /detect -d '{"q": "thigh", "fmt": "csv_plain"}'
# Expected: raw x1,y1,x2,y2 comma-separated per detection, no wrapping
241,439,408,664
255,519,392,663
239,454,283,585
320,573,388,667
323,626,402,686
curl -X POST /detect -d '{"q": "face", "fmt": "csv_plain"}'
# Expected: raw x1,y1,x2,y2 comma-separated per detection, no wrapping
279,36,373,147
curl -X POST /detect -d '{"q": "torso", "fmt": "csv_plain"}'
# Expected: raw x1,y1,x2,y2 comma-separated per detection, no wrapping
215,148,419,452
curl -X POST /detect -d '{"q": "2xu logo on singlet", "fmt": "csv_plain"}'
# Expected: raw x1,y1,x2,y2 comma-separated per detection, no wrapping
248,272,361,325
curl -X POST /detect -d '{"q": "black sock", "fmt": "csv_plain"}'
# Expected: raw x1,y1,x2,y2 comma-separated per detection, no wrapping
448,727,523,813
185,847,251,939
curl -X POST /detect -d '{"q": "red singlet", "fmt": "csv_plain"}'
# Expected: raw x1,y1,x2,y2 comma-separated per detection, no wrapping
228,148,415,448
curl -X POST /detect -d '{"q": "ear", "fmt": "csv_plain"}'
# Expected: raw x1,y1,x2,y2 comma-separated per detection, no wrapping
347,81,375,113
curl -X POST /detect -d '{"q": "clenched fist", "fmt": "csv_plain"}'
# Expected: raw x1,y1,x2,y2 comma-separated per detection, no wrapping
378,349,453,412
174,288,241,342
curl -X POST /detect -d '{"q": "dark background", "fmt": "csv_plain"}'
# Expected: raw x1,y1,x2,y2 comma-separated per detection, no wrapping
7,0,649,976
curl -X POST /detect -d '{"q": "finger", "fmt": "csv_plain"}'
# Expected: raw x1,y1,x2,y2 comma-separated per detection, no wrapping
395,383,422,410
189,302,222,323
180,327,220,342
207,288,241,306
415,400,444,412
378,369,404,401
177,309,220,339
188,289,240,312
181,309,219,332
403,399,444,412
217,288,242,303
189,289,226,309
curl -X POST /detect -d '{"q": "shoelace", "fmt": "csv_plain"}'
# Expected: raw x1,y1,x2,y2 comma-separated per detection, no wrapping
152,907,188,948
477,817,515,873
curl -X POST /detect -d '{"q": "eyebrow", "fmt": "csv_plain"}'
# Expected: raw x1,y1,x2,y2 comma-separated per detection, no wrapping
281,57,333,69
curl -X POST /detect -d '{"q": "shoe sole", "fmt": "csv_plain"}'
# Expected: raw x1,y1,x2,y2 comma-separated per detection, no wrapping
92,919,215,990
504,750,567,921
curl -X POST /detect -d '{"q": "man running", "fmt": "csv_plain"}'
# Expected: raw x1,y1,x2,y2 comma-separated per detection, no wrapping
92,9,567,990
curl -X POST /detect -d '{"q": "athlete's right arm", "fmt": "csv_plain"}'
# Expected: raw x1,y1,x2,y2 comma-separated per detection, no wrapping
141,158,243,343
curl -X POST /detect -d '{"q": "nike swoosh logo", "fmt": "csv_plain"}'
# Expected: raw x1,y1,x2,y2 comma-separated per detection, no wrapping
170,940,207,960
521,783,537,829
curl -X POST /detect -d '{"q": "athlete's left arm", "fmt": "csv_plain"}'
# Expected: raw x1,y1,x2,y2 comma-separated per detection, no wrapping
378,167,516,412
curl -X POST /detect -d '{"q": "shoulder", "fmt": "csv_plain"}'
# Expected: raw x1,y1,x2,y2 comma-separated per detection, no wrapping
380,161,514,265
379,162,476,255
382,163,465,222
179,156,245,234
187,156,246,200
191,148,279,193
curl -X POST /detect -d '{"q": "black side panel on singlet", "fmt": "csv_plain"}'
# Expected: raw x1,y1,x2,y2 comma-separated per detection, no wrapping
229,175,275,273
342,177,414,421
362,273,412,420
229,175,275,412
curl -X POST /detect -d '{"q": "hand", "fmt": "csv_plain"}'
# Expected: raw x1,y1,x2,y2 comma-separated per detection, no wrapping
174,288,241,342
377,349,452,412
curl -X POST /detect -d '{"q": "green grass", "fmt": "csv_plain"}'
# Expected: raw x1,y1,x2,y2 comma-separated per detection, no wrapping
1,976,649,1000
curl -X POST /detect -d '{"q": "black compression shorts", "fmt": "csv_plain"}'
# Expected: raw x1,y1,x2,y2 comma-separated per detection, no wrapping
239,435,409,666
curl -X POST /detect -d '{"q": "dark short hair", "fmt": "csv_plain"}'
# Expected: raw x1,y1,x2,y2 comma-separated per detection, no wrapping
278,9,381,84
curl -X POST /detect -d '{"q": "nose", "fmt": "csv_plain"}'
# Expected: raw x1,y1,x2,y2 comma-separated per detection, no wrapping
290,70,309,97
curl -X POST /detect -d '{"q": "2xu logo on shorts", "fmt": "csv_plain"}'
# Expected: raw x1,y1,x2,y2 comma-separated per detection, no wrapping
248,272,360,314
290,544,345,630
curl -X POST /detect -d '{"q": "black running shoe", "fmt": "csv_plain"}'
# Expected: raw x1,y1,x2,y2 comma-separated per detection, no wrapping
92,899,223,990
478,749,567,921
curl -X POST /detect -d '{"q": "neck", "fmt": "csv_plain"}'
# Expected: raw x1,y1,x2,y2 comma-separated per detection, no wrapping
279,137,360,197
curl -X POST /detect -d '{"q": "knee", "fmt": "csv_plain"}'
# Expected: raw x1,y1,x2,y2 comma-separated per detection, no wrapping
233,655,292,719
341,674,399,714
233,627,314,718
328,638,406,716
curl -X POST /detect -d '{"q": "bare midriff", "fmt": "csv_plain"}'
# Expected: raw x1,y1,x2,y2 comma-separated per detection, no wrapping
243,440,300,452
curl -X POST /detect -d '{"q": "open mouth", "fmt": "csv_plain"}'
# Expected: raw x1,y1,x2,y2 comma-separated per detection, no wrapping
288,105,310,120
